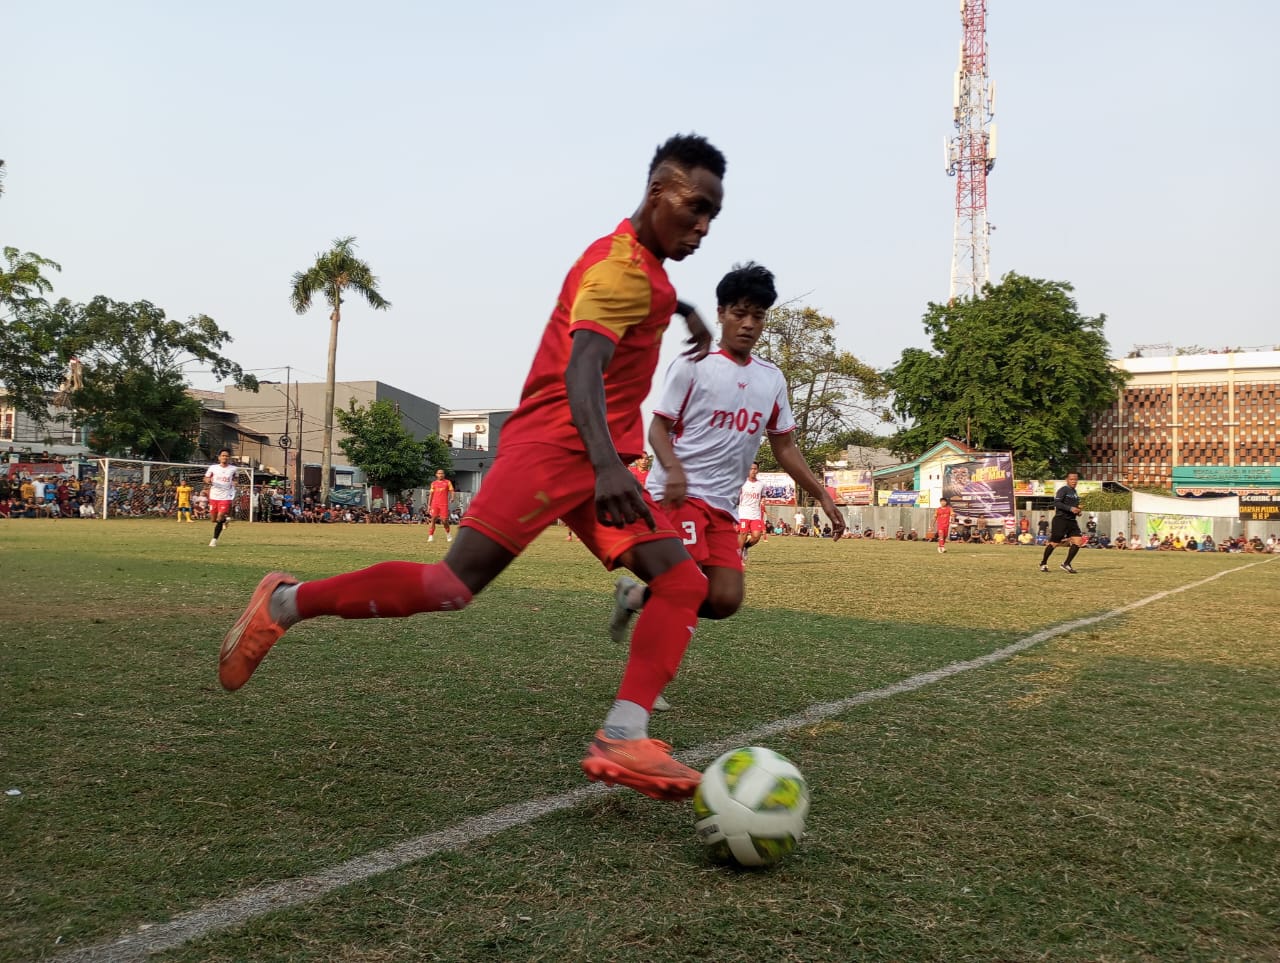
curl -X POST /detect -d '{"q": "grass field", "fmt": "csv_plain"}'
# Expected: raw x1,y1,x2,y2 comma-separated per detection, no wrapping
3,520,1278,962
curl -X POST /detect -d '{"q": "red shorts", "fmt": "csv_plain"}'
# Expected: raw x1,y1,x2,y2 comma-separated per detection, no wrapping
429,506,450,522
209,499,232,519
664,498,743,571
461,442,679,568
738,517,765,535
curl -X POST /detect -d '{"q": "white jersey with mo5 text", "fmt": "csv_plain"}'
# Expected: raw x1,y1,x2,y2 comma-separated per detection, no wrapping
646,350,795,517
205,463,238,501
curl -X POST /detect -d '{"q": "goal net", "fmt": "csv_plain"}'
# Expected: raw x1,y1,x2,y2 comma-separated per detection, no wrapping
92,458,258,521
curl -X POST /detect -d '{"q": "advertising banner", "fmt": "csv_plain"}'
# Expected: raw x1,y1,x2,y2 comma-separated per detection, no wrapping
1145,514,1213,542
887,490,919,506
758,471,796,506
5,461,69,477
942,453,1014,519
823,469,873,506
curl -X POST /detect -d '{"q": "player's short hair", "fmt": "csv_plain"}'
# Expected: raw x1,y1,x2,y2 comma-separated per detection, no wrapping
716,261,777,309
649,133,727,180
218,448,231,456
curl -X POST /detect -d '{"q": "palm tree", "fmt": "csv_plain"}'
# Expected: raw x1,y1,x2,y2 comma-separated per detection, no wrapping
290,237,390,505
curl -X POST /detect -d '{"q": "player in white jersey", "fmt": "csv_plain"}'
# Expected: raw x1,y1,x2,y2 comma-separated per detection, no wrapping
203,448,238,547
737,462,766,561
608,263,844,705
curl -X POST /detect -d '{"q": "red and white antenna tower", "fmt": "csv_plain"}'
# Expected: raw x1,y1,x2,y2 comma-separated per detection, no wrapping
945,0,998,302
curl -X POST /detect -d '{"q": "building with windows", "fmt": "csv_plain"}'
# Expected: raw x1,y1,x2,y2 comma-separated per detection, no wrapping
1081,351,1280,501
438,408,514,496
0,392,88,454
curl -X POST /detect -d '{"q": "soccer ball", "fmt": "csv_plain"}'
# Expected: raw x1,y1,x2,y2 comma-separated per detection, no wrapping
692,746,810,868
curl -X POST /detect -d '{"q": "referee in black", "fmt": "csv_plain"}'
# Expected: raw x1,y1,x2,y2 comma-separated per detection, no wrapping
1039,471,1086,574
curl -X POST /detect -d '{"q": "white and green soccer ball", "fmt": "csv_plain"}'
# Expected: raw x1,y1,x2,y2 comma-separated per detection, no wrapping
692,746,810,868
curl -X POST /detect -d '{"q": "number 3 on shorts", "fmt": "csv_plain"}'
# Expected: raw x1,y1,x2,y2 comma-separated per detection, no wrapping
681,520,698,546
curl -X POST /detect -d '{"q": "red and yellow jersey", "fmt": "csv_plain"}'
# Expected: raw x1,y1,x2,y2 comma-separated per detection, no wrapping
935,505,952,531
499,219,677,460
428,479,453,507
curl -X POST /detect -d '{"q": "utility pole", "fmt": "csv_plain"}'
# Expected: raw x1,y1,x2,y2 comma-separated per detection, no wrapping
296,406,304,497
283,365,291,492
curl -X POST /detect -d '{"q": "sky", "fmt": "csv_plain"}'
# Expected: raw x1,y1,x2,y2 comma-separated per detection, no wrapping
5,0,1278,421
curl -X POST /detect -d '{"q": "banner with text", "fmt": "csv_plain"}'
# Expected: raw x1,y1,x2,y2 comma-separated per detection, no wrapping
1145,514,1213,542
942,453,1015,519
823,469,873,506
758,471,797,506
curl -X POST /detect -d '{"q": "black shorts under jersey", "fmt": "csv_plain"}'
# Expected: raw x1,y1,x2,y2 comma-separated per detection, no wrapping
1050,515,1082,542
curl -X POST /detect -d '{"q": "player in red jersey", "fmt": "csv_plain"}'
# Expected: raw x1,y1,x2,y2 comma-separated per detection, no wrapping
426,469,454,543
934,497,952,554
627,455,650,486
218,134,726,801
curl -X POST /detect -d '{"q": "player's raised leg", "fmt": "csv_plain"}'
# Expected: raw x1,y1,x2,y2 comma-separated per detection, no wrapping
218,527,511,691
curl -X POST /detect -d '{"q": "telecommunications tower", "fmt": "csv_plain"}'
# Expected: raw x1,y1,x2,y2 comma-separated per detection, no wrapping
945,0,998,302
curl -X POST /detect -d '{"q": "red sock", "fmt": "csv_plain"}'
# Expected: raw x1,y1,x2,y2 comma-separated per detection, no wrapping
616,558,707,709
296,561,472,620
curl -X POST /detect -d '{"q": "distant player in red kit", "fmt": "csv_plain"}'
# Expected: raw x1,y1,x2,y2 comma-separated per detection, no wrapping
628,455,650,486
935,497,952,554
218,133,727,801
427,469,454,543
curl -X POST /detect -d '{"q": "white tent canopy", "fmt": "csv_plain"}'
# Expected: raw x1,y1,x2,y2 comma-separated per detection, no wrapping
1132,491,1239,518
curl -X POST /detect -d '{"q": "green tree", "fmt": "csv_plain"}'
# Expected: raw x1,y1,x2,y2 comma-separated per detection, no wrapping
56,297,259,460
0,246,67,422
290,237,391,505
886,273,1127,476
753,305,890,487
335,399,450,498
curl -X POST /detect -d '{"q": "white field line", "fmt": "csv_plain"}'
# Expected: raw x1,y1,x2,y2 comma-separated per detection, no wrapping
53,556,1277,963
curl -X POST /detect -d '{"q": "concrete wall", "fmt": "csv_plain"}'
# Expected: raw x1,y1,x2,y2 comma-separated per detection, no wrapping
761,505,1280,543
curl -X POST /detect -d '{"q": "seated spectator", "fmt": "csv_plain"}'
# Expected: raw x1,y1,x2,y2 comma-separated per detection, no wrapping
821,524,832,538
907,528,919,541
1097,534,1112,549
1185,536,1198,551
1147,535,1161,550
1171,536,1184,551
79,499,96,518
1200,534,1216,552
1018,531,1034,545
1113,532,1126,550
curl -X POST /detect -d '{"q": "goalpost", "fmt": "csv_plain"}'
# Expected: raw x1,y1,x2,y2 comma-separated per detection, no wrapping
94,458,258,522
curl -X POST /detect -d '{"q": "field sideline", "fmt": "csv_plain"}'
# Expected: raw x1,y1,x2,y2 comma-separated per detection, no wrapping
3,521,1278,962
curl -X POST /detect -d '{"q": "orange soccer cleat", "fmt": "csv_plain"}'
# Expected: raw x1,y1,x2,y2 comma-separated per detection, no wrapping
219,571,299,691
581,730,701,801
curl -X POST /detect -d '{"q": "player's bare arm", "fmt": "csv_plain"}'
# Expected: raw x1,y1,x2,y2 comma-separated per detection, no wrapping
647,413,687,507
565,329,655,530
770,432,846,541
